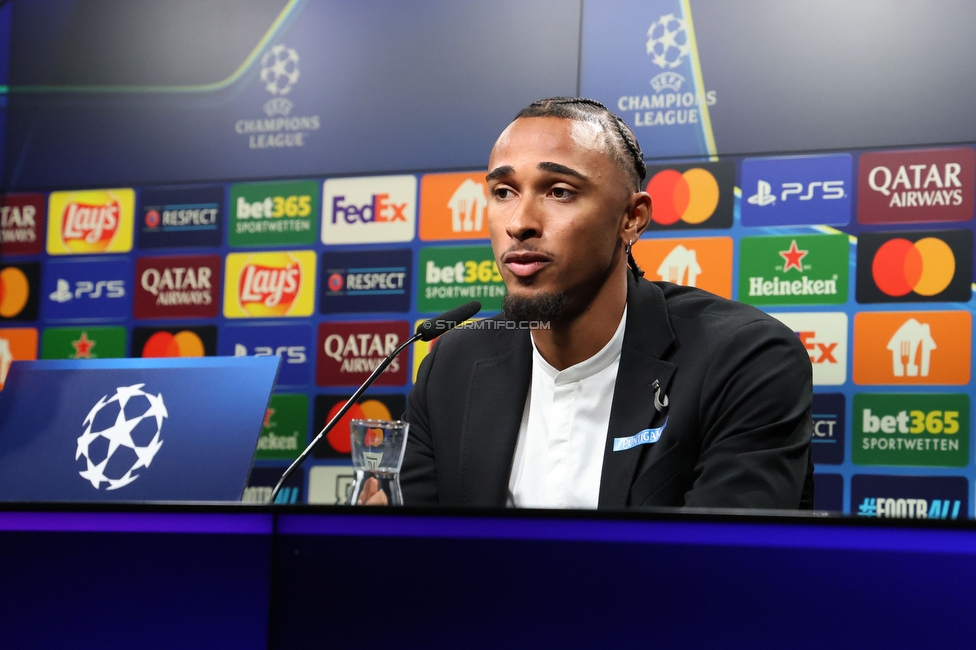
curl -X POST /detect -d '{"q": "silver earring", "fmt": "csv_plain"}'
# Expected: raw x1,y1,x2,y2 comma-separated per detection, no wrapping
625,239,634,255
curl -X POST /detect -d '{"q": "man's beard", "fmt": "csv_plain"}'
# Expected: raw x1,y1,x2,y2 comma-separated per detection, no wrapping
503,291,571,323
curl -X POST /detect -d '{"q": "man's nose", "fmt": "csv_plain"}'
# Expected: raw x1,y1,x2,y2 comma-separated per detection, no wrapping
506,196,542,241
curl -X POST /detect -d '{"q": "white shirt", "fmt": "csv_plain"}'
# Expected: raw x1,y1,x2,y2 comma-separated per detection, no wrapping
507,307,627,509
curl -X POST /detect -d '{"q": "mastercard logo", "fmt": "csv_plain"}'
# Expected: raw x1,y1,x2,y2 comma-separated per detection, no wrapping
872,237,955,297
856,230,972,304
647,168,720,226
325,399,393,454
141,330,206,357
0,267,30,318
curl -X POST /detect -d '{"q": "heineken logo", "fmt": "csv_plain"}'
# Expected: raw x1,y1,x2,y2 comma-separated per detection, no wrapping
739,234,848,305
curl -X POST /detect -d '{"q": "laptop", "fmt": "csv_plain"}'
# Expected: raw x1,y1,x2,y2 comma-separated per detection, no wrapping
0,356,280,502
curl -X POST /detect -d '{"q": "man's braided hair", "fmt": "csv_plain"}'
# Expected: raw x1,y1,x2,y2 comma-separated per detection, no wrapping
513,97,646,278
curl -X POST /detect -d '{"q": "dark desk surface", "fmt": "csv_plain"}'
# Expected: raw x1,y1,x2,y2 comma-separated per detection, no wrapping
1,503,972,649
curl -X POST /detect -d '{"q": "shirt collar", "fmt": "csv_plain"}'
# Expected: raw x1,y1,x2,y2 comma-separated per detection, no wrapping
531,305,628,385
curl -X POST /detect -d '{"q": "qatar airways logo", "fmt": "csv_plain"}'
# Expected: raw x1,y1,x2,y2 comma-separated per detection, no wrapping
858,147,975,224
134,255,221,319
316,321,410,386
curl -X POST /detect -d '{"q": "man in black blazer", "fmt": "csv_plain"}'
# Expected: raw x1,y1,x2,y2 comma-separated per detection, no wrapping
365,97,813,509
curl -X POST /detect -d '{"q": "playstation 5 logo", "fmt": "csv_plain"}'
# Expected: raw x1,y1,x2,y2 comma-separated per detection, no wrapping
747,180,845,207
740,154,853,227
49,278,126,303
747,180,777,207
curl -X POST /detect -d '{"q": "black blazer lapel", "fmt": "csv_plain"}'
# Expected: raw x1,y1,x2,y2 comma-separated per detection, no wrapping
599,275,678,508
458,330,532,506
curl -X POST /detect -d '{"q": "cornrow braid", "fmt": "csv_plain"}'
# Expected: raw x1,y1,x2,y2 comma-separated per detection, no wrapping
514,96,646,191
514,96,647,279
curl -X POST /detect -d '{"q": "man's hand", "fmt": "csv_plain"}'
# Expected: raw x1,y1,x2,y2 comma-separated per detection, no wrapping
357,476,389,506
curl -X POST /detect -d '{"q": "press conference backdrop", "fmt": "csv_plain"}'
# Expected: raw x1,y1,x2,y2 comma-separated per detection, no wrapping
1,0,975,516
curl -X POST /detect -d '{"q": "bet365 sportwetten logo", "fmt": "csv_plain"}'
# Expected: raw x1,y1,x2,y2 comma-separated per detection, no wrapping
229,180,319,247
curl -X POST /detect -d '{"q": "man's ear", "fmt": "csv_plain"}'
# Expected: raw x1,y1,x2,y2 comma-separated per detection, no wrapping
622,191,652,243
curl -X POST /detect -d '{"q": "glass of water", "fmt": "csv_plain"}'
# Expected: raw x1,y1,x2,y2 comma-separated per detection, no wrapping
347,419,409,506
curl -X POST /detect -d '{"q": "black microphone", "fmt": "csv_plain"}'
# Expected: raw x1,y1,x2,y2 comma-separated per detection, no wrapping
268,301,481,503
415,300,483,341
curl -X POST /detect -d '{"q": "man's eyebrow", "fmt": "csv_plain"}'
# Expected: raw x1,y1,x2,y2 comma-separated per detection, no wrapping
486,166,514,182
538,161,588,181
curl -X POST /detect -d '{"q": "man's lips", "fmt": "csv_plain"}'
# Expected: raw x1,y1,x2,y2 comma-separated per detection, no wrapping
502,251,551,277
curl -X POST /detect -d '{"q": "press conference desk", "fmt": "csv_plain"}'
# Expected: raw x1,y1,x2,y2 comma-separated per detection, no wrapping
2,504,973,649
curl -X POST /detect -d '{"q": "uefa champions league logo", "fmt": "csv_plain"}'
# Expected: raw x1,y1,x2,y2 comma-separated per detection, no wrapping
260,44,300,117
261,44,300,96
76,384,167,490
646,13,690,69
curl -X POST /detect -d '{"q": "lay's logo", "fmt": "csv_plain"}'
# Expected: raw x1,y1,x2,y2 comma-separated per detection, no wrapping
224,251,316,318
47,189,134,255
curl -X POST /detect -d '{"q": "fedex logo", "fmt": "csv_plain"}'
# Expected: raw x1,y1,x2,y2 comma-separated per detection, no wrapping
770,312,848,385
797,331,838,364
331,194,406,224
741,154,852,227
321,175,416,244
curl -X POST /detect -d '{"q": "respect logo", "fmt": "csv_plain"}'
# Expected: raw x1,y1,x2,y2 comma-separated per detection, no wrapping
320,249,412,314
632,236,733,298
419,172,489,241
47,189,134,255
853,393,968,467
856,229,972,303
316,321,410,387
811,393,845,465
741,154,852,227
223,251,316,318
858,147,975,224
0,193,45,256
138,185,223,249
321,175,416,244
418,245,506,312
738,234,848,306
229,180,319,247
853,311,970,385
769,312,848,386
135,255,221,320
643,161,733,230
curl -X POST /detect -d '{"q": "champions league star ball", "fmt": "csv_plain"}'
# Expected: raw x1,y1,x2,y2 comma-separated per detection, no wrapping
260,44,300,95
76,384,168,490
646,13,691,70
